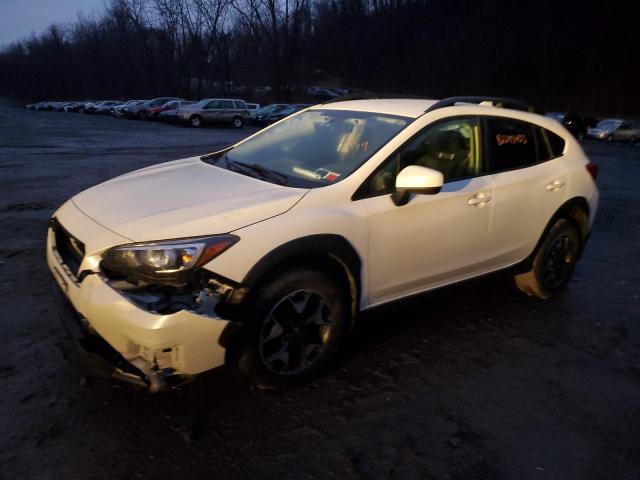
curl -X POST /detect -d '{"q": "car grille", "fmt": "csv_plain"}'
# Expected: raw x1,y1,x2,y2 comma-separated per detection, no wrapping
51,218,85,276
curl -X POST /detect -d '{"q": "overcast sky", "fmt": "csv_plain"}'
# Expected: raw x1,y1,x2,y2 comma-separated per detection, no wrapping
0,0,105,47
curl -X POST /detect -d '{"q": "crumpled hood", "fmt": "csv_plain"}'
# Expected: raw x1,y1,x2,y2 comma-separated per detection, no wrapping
72,156,307,241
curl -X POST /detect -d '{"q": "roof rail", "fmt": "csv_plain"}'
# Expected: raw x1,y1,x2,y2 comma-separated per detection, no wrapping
322,92,430,105
425,96,539,114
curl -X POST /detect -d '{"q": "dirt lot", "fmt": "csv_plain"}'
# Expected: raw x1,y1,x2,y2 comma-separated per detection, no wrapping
1,101,639,480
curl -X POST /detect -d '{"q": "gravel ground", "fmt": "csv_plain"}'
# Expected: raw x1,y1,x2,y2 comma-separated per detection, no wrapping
1,102,639,480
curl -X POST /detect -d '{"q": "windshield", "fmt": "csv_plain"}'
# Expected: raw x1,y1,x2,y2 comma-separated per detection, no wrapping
206,109,410,188
597,119,622,130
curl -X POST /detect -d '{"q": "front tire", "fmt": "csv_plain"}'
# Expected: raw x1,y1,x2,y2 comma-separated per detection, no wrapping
190,115,202,128
514,218,582,299
607,134,614,143
240,269,350,386
232,116,244,129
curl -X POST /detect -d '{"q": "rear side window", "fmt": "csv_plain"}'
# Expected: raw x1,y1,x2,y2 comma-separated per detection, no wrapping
545,130,565,157
485,117,537,172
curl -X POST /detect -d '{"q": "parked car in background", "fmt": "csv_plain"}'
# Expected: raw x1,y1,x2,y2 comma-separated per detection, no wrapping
256,104,310,125
63,102,83,112
177,98,250,128
73,100,96,113
586,119,640,142
113,100,146,118
146,99,192,120
157,101,196,122
251,103,288,122
246,103,260,116
129,97,184,120
35,101,57,111
52,102,67,111
94,101,124,115
84,101,119,114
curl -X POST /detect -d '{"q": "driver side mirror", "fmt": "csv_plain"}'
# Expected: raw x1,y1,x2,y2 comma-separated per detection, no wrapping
391,165,444,206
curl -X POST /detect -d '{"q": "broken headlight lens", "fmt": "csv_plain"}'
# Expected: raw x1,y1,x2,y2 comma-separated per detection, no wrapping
101,235,239,279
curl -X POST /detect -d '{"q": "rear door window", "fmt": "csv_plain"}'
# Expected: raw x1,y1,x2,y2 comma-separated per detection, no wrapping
220,100,235,109
484,117,537,172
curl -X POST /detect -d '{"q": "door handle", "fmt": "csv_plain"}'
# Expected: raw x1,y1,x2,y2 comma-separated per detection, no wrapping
545,180,565,191
467,192,492,207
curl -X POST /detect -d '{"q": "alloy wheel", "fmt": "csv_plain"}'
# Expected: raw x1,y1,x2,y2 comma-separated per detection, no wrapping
542,234,578,290
259,290,333,375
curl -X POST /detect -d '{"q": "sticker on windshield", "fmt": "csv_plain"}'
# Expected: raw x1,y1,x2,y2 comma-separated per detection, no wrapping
315,168,341,182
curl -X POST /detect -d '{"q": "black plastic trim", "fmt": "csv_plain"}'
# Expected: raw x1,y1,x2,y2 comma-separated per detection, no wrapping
241,234,362,306
425,96,539,114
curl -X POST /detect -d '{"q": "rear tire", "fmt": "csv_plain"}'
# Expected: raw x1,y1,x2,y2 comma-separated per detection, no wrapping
232,116,244,129
238,269,350,386
514,218,582,299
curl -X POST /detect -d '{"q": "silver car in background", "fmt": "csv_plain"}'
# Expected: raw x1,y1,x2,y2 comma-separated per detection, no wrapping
177,98,250,128
587,119,640,143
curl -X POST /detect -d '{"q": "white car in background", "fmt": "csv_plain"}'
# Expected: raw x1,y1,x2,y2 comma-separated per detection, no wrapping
48,96,599,391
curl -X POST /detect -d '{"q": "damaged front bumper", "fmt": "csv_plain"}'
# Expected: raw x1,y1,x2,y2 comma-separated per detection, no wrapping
47,224,237,392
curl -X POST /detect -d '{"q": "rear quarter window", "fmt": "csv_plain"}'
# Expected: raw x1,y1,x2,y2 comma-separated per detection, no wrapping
545,129,565,158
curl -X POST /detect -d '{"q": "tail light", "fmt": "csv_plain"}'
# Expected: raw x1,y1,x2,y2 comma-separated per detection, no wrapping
586,161,599,181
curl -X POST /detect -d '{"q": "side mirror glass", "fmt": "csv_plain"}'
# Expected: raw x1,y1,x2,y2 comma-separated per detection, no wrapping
392,165,444,206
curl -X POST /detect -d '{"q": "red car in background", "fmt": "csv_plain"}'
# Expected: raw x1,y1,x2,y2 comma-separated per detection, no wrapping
147,100,193,119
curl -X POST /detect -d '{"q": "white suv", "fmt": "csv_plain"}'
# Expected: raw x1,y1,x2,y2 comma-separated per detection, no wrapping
47,97,599,391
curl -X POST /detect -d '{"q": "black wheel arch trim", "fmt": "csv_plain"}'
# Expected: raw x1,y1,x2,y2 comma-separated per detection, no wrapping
241,234,362,318
515,196,591,273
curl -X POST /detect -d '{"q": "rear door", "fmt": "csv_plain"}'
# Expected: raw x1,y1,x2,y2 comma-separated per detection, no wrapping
219,100,236,122
482,116,568,267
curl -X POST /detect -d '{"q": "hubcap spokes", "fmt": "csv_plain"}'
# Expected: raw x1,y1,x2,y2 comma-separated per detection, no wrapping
259,290,333,375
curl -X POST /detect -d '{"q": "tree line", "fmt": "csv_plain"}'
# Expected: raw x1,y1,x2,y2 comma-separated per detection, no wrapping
0,0,637,116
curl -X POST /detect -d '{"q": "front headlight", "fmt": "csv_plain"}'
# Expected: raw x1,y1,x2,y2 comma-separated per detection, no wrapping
101,234,239,282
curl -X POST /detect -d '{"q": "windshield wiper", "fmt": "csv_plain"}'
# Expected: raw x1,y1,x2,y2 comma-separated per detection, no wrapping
226,159,288,185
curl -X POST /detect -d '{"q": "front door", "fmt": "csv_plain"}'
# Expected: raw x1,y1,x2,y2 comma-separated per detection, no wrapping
358,116,495,306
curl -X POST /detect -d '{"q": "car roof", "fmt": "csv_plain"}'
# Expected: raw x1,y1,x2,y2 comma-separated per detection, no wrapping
315,98,438,118
200,98,245,102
